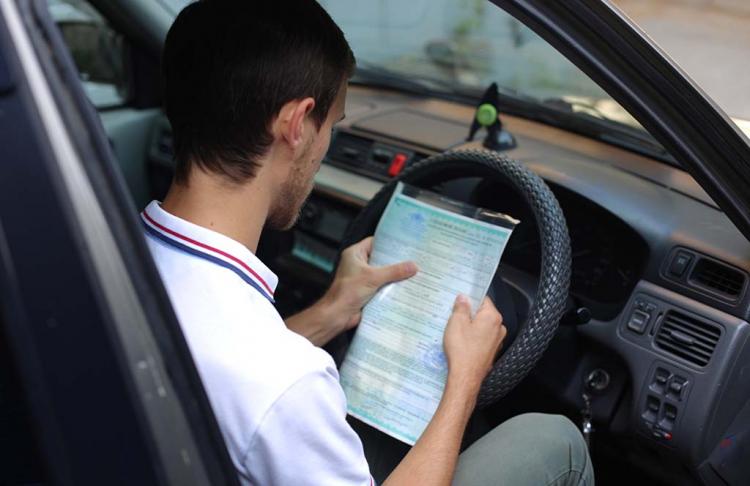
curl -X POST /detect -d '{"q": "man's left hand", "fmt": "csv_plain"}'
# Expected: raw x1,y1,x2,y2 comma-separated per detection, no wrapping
285,237,417,346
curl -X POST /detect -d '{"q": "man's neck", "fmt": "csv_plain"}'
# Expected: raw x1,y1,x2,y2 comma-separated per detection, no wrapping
160,169,271,253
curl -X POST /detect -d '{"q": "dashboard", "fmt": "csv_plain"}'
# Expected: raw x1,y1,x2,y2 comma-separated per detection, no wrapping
472,178,649,320
147,85,750,484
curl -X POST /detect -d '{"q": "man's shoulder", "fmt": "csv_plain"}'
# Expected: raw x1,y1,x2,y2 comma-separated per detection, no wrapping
145,233,277,320
146,234,333,382
146,234,338,423
143,230,346,457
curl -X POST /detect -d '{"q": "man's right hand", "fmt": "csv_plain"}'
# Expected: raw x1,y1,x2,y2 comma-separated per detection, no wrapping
383,295,507,486
443,295,506,394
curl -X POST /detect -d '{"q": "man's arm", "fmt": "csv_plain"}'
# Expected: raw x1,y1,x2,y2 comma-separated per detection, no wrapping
285,237,416,346
241,368,374,486
288,238,505,484
384,296,506,486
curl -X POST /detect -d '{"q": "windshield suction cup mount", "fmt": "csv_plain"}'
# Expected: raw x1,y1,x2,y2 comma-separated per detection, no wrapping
467,83,516,151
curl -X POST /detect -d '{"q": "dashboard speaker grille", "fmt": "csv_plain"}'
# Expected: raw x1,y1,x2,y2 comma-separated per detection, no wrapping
654,310,721,367
690,258,746,299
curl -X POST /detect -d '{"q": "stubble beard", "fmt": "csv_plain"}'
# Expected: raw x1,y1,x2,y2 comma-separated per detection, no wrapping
267,141,317,231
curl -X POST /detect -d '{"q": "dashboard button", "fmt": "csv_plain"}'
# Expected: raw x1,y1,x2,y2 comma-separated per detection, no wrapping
651,427,672,441
655,369,670,384
388,153,408,177
627,309,650,334
372,148,392,163
342,147,360,158
647,396,660,412
668,378,687,400
664,404,677,421
669,251,693,278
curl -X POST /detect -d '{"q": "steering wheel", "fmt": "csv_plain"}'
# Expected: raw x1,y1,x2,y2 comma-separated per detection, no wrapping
339,149,572,407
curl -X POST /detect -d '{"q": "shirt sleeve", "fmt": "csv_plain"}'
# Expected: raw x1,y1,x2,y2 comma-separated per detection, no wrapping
240,368,373,486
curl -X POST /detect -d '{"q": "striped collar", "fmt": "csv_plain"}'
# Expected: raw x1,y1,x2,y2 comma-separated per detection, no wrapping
141,201,277,303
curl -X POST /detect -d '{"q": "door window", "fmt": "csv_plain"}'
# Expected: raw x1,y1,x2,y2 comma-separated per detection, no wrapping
47,0,128,108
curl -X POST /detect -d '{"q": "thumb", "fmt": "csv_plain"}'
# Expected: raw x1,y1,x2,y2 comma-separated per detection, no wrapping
371,261,418,287
451,294,472,321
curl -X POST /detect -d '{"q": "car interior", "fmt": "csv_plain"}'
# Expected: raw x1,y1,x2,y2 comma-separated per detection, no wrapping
3,1,750,485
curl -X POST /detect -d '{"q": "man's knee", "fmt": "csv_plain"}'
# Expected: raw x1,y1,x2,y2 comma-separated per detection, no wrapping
507,412,582,445
455,412,594,485
503,413,593,485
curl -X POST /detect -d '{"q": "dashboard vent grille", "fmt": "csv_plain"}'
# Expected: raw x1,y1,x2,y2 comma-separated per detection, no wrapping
690,258,746,300
654,310,721,367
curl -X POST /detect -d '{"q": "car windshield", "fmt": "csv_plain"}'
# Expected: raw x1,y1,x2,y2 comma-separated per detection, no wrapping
161,0,678,156
162,1,636,121
321,0,642,128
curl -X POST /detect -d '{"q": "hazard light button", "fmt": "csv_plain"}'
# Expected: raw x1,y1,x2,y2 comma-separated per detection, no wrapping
387,153,408,177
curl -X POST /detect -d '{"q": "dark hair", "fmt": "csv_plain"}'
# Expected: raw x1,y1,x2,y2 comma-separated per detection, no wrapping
162,0,355,184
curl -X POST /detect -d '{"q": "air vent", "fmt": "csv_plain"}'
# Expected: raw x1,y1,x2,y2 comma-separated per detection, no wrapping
654,310,721,367
690,258,746,300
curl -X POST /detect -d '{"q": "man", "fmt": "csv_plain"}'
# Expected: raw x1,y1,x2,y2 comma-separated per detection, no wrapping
144,1,594,485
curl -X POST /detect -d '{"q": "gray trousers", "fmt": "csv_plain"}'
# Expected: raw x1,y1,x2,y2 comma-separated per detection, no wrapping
453,413,594,485
354,413,594,486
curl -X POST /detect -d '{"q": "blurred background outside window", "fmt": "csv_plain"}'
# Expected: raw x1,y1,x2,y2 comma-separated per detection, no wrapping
613,0,750,133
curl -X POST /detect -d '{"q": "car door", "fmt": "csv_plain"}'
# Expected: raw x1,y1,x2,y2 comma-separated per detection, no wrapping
491,2,750,484
0,0,238,484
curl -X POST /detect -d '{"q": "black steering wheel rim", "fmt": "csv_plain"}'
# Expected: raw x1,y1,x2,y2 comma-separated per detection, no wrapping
339,149,572,407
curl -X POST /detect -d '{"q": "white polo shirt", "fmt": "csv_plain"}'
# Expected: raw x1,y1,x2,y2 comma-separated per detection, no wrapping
141,201,373,486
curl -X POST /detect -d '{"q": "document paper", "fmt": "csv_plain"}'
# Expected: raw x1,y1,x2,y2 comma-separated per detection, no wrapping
340,182,516,445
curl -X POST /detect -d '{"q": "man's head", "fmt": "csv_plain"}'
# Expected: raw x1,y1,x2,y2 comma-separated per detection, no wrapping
162,0,354,229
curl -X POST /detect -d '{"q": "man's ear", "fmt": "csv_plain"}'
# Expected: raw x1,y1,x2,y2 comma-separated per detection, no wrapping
279,97,316,149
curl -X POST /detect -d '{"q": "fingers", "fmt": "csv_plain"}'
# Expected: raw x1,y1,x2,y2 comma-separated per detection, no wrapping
475,297,506,346
443,295,506,383
477,297,503,324
370,261,417,288
345,311,363,330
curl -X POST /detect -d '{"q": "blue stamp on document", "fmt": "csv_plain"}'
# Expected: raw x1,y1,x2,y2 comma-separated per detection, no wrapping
423,344,447,373
404,211,427,234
